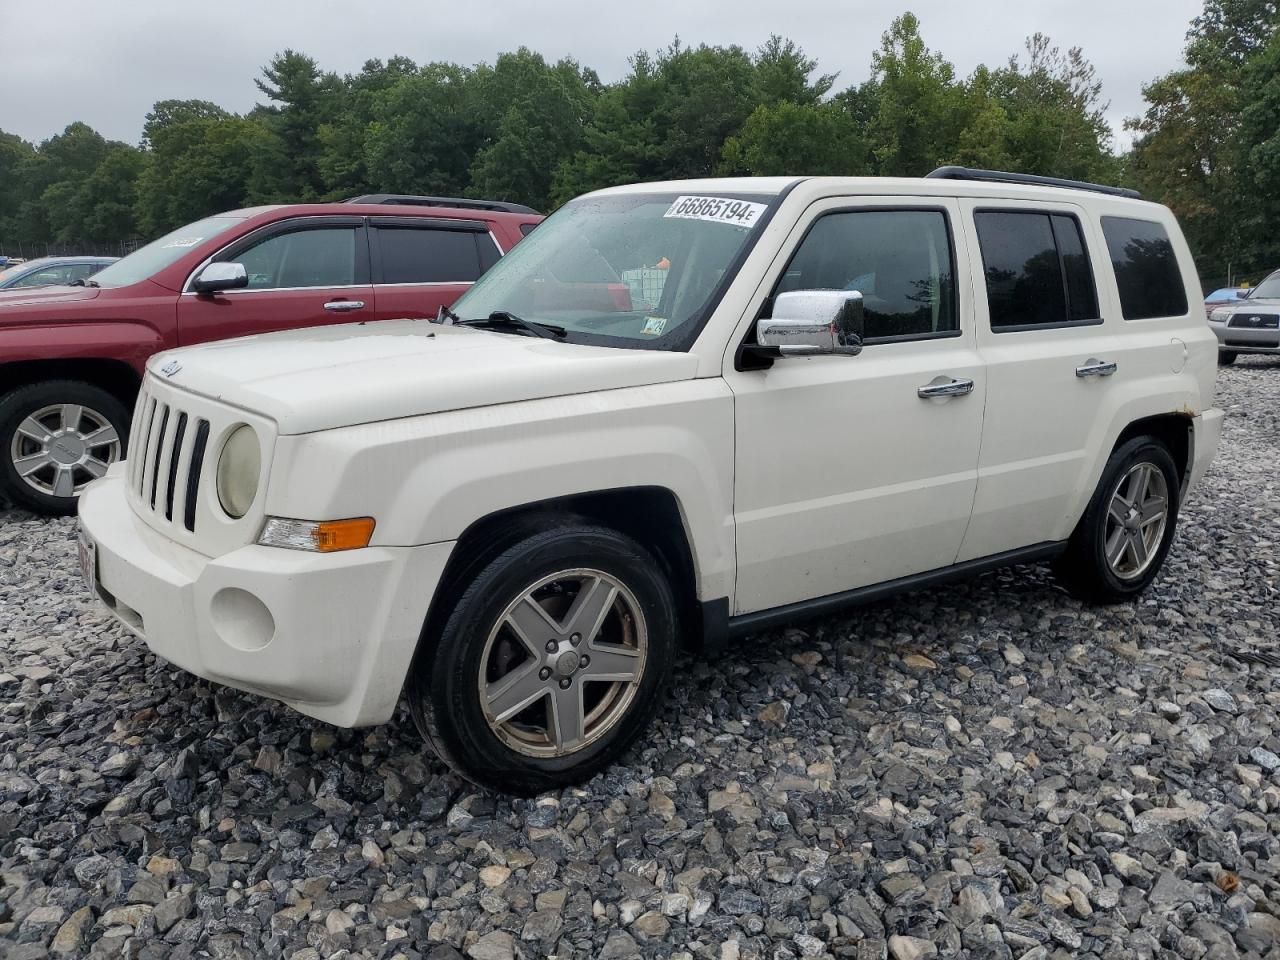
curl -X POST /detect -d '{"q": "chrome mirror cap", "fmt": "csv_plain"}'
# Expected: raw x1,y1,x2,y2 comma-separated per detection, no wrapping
757,290,864,357
192,261,248,294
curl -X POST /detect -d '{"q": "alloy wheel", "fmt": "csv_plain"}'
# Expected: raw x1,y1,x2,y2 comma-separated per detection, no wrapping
9,403,121,499
478,568,647,758
1104,461,1169,580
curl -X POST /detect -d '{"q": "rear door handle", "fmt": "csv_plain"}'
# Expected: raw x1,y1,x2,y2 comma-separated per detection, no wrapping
917,376,975,399
1075,358,1117,378
324,300,365,312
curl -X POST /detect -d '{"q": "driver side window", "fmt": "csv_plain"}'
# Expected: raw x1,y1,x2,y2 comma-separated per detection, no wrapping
235,227,357,290
775,209,958,341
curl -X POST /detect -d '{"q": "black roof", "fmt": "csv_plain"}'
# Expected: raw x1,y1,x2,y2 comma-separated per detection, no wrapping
926,166,1142,200
345,194,540,215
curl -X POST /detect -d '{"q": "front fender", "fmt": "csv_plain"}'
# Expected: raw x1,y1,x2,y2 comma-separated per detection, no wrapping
0,321,166,376
266,380,737,604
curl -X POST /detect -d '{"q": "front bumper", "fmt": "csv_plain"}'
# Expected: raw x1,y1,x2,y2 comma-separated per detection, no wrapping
77,468,452,727
1208,318,1280,354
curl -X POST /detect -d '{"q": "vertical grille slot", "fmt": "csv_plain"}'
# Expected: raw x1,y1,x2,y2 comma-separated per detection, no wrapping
148,405,170,510
164,412,188,521
184,420,210,531
134,397,157,496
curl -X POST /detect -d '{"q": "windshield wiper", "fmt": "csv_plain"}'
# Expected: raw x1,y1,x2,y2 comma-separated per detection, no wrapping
456,311,567,340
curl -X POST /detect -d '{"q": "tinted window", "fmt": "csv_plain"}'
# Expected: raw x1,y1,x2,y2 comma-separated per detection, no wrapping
975,211,1099,329
519,222,538,237
1101,217,1188,320
775,209,957,340
378,227,485,284
237,228,357,289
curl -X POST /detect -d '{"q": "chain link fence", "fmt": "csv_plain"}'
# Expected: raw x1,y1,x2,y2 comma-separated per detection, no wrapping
0,238,144,261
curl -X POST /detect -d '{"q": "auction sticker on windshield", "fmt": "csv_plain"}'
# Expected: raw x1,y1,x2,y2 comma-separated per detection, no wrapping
664,196,767,228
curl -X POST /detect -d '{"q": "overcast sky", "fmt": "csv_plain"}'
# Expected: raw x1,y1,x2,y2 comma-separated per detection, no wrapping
2,0,1199,152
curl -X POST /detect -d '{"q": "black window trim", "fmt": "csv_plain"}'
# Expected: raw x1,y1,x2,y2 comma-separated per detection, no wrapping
739,203,963,370
973,206,1104,334
182,215,371,293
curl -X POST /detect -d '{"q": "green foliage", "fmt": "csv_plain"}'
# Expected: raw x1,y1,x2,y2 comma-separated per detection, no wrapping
0,15,1213,273
1128,1,1278,286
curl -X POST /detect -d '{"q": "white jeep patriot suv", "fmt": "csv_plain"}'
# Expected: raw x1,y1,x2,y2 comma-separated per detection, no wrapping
77,168,1223,793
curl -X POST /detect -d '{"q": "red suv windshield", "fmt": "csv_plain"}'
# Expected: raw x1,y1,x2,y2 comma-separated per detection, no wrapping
91,215,246,289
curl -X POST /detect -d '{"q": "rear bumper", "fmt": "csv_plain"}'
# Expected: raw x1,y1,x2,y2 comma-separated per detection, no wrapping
1187,408,1224,496
78,468,452,726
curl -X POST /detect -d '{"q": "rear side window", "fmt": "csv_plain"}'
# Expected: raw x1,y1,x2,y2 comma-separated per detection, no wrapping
377,227,495,284
974,211,1099,330
1101,217,1188,320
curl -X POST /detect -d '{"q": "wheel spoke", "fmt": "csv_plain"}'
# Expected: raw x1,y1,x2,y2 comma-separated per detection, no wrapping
484,662,546,724
16,416,50,443
549,684,585,754
59,404,84,432
82,457,110,479
13,451,53,477
1140,495,1167,524
1107,499,1128,527
561,576,616,643
1130,529,1150,566
583,642,641,682
52,466,75,498
81,424,119,448
505,596,560,657
1132,464,1152,504
1105,527,1128,568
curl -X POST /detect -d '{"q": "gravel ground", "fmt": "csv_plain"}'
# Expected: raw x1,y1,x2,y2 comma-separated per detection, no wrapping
1,360,1279,960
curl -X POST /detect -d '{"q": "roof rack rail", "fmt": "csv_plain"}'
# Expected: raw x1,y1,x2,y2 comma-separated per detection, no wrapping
925,166,1142,200
345,194,540,215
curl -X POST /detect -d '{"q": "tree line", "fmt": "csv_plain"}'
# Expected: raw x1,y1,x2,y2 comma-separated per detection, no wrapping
0,3,1275,290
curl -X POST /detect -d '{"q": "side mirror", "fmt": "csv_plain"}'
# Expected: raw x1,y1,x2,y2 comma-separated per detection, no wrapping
756,290,864,357
192,261,248,294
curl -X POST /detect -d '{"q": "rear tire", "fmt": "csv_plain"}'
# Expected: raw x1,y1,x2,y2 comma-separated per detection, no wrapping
0,381,129,515
1218,351,1238,366
408,523,677,795
1053,437,1181,603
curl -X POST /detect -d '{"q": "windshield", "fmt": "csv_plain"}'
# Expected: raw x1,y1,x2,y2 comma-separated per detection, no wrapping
1247,273,1280,299
451,191,775,347
90,216,245,289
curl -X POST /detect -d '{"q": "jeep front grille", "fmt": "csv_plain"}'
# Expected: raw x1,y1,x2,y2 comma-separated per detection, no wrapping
130,393,210,532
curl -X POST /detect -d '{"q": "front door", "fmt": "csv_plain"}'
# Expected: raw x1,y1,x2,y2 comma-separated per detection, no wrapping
177,217,374,346
727,198,986,615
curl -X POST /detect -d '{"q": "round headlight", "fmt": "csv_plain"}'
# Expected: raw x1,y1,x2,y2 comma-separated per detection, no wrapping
216,425,261,519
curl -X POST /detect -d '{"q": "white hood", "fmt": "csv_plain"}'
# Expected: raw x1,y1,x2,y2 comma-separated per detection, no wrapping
151,320,699,434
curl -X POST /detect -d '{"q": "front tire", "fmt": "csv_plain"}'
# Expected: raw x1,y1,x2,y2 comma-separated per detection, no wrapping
1218,350,1238,366
1053,437,1181,603
408,522,677,794
0,381,129,515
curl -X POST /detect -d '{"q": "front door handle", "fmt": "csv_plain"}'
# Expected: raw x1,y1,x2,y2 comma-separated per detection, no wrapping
917,376,975,399
324,300,365,312
1075,358,1117,378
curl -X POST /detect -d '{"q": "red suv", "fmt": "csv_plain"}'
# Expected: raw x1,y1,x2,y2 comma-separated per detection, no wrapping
0,195,541,514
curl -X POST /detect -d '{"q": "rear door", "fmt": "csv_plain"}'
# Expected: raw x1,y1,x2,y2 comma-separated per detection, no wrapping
956,200,1118,560
176,217,374,346
369,217,500,321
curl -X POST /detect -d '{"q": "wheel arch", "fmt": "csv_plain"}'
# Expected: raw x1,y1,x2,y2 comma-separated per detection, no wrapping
415,487,709,669
1112,413,1193,492
0,358,142,409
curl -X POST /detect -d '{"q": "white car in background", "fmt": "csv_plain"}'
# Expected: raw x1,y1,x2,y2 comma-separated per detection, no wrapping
77,168,1222,793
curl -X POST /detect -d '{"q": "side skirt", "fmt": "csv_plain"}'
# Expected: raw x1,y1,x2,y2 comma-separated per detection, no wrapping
700,541,1067,648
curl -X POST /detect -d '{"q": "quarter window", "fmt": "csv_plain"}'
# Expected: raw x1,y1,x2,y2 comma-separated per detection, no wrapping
376,227,496,284
1101,217,1188,320
974,211,1099,330
236,228,358,289
774,209,958,340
